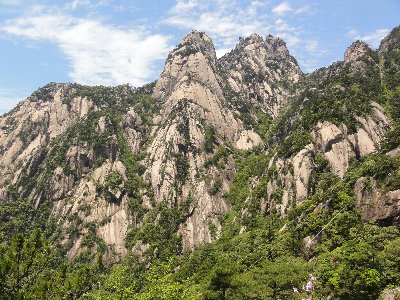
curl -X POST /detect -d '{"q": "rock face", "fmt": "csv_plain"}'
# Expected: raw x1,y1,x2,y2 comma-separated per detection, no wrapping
379,287,400,300
0,83,94,195
312,102,389,177
355,177,400,226
219,34,301,118
153,31,241,140
265,144,315,216
344,41,371,63
1,28,399,260
146,31,243,249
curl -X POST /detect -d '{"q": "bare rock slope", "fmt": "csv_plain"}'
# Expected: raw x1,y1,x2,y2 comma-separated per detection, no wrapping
1,28,400,259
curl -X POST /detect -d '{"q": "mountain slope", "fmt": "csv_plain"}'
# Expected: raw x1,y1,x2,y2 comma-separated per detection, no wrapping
0,26,400,299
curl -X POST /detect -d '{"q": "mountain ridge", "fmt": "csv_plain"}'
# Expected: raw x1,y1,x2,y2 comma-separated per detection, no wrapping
0,25,400,299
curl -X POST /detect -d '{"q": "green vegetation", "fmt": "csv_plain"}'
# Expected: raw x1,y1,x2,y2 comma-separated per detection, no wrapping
209,177,223,195
204,125,217,153
205,146,231,169
1,26,400,300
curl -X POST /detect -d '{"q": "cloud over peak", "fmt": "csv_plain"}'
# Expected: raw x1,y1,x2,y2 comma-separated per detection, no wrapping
356,29,390,48
2,12,171,86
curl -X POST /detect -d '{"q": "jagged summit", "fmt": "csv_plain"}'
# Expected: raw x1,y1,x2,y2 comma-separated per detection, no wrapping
379,25,400,54
0,28,399,288
181,30,215,54
238,33,264,45
218,32,301,118
166,30,217,66
344,40,372,63
229,33,292,59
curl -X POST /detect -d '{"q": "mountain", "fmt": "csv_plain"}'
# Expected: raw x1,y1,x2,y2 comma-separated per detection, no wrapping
0,26,400,299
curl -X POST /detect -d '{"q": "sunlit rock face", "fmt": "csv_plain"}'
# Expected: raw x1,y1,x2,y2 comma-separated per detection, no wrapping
1,27,399,260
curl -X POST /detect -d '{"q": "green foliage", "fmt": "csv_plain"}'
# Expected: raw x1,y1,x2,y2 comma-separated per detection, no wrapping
0,200,34,242
380,30,400,151
176,44,198,58
0,229,104,299
101,171,124,203
0,230,50,299
226,151,269,209
175,153,190,186
277,130,313,159
204,125,217,153
126,202,192,260
205,146,231,169
316,225,400,300
346,153,400,191
30,83,56,102
209,177,223,195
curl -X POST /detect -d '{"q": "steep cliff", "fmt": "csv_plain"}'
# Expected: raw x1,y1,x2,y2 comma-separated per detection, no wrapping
1,27,400,265
218,34,301,119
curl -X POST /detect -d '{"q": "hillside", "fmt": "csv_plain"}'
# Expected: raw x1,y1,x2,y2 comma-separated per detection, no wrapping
0,26,400,299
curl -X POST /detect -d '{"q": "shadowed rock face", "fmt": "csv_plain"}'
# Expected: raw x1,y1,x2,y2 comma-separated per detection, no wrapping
1,27,399,259
355,177,400,227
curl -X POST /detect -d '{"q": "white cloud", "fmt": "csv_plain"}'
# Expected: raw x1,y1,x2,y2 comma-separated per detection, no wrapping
163,0,262,45
347,28,358,37
64,0,111,11
294,5,311,15
170,0,199,13
1,13,171,86
163,0,270,50
65,0,92,10
272,2,292,16
305,40,318,52
215,47,232,58
163,0,325,72
356,28,389,48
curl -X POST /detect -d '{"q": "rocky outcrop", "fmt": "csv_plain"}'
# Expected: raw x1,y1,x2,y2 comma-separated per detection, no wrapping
344,41,377,74
218,33,301,118
354,177,400,226
153,30,240,140
313,102,389,177
0,84,94,194
236,130,263,150
1,27,399,261
264,144,315,216
344,41,372,63
145,31,243,249
379,287,400,300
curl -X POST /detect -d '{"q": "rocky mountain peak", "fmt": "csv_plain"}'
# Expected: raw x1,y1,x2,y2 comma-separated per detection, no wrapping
232,33,290,59
238,33,264,46
153,30,221,103
171,30,217,65
344,40,372,63
379,26,400,55
264,34,289,55
218,32,301,118
1,25,400,299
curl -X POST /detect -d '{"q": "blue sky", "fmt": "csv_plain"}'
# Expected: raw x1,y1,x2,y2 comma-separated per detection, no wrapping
0,0,399,114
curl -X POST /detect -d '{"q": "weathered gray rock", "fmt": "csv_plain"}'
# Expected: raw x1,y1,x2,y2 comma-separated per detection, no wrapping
218,33,301,118
0,83,94,195
0,28,398,261
313,102,389,177
355,177,400,225
379,287,400,300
